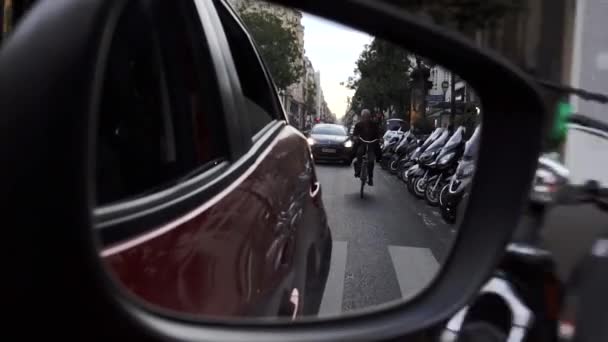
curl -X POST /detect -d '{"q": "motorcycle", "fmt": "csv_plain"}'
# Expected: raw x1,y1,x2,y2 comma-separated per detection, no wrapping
388,130,417,174
396,136,424,181
407,128,451,198
441,152,569,342
425,126,467,206
400,128,444,184
439,126,481,221
380,132,405,169
382,126,405,148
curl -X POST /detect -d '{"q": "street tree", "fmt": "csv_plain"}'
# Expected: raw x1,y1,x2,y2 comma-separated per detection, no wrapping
238,9,304,91
347,39,413,121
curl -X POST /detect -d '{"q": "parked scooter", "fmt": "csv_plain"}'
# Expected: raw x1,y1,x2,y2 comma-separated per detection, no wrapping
408,128,451,198
441,152,569,342
439,126,481,221
388,130,417,174
396,136,424,181
401,127,444,184
425,126,466,206
382,126,405,148
380,131,405,169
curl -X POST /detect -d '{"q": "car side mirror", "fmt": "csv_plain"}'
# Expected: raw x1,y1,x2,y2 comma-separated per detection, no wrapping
0,0,545,341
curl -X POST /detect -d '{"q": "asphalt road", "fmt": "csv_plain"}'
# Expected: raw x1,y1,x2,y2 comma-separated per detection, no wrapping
314,162,456,317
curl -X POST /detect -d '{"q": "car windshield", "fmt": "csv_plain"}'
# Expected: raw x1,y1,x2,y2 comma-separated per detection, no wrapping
312,125,347,136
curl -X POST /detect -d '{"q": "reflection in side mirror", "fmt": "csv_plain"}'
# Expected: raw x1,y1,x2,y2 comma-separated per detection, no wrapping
95,0,482,324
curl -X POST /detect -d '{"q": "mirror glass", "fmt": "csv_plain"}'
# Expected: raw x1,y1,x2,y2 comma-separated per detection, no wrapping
94,0,482,321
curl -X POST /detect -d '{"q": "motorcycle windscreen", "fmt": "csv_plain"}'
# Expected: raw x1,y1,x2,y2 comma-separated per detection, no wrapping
396,131,412,149
442,127,466,151
420,128,444,151
463,125,482,159
424,129,450,153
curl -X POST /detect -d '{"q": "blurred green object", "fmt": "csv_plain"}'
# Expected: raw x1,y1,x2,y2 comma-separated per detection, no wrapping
552,101,572,144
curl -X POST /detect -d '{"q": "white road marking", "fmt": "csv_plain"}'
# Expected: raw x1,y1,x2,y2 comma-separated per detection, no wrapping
420,212,437,227
597,52,608,70
388,246,440,301
319,241,348,317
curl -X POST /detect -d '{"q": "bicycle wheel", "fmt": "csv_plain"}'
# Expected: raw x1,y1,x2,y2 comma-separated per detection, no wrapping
360,160,367,198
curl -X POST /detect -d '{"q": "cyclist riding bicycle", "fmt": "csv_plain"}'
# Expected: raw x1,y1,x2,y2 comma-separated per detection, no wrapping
352,109,382,186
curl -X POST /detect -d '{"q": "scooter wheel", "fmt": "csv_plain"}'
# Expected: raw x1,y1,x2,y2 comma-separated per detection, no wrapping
407,176,417,193
413,177,427,199
425,183,441,206
439,184,449,207
389,158,399,174
400,168,409,183
396,168,404,181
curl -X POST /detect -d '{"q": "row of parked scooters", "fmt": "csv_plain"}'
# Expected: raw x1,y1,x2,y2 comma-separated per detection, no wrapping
380,125,481,224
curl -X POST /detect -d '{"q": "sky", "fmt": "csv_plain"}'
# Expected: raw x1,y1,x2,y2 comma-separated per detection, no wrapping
301,14,372,119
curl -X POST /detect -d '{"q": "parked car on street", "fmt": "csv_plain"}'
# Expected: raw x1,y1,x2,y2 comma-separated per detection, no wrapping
308,124,354,164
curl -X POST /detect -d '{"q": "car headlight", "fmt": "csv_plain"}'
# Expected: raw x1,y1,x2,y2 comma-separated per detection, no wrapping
439,152,456,165
344,140,353,148
307,137,315,146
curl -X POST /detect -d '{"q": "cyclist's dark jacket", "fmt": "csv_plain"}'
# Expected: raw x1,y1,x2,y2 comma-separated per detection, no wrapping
352,120,382,161
353,120,381,141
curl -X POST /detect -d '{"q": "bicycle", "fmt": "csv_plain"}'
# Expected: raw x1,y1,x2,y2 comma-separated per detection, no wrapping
358,138,380,198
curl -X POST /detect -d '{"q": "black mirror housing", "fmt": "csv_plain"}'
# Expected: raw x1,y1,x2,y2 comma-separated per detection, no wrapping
0,0,545,341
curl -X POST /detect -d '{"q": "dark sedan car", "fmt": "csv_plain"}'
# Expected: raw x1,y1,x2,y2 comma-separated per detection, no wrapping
308,124,354,164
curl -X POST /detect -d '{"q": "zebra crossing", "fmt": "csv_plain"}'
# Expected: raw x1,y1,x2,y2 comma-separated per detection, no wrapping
319,241,439,316
314,164,454,316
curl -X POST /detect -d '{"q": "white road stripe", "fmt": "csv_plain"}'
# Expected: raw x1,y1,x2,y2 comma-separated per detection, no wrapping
388,246,439,301
318,241,348,317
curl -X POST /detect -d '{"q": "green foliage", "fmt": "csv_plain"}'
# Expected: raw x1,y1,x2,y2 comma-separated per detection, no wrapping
238,9,303,90
347,39,412,118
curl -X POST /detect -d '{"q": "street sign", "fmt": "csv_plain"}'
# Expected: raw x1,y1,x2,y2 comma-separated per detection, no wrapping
441,81,449,90
426,94,444,106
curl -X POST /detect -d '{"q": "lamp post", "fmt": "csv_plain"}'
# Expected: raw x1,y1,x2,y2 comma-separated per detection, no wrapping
450,72,456,128
441,80,449,128
441,80,449,102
